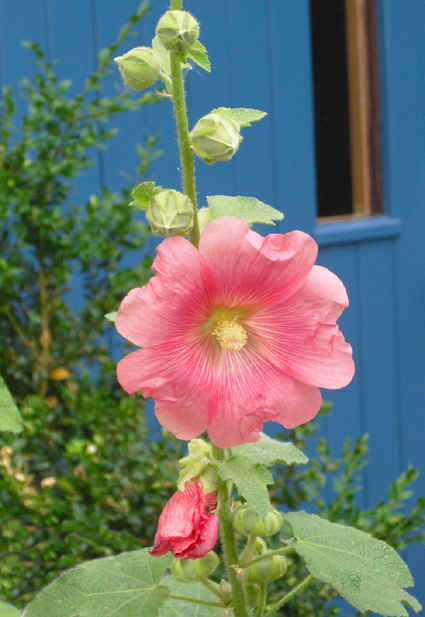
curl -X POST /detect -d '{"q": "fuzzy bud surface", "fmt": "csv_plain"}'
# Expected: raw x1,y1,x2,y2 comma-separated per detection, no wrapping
190,113,242,164
114,47,161,90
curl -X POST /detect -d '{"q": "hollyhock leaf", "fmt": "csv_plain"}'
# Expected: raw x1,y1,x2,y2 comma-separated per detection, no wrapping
159,578,223,617
130,181,161,209
0,375,23,433
232,432,308,467
213,456,272,519
284,512,421,617
105,311,117,322
212,107,267,127
23,549,173,617
0,602,21,616
206,195,283,226
187,41,211,72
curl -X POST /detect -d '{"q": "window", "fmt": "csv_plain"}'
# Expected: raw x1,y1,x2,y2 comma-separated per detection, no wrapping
310,0,383,220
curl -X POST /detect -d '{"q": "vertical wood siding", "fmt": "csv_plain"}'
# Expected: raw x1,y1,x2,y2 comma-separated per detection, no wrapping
1,0,424,610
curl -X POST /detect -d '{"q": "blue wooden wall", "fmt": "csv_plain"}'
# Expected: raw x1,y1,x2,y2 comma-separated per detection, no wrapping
1,0,424,612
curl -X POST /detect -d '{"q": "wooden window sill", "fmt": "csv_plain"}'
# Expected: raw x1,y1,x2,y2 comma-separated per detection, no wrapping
314,215,402,247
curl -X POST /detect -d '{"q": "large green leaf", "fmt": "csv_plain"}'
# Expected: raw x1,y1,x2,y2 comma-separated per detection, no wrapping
211,107,266,127
206,195,283,227
159,578,223,617
0,602,21,617
213,455,272,519
232,432,308,467
23,549,173,617
0,375,23,433
284,512,421,617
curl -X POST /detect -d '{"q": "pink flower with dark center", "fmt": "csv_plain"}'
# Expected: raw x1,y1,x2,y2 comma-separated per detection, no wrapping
150,480,218,559
116,217,354,448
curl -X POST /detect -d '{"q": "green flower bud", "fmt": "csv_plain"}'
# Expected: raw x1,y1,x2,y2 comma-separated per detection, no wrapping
114,47,161,90
251,537,267,557
171,551,219,583
219,579,232,598
178,439,218,492
234,505,283,537
244,555,287,584
146,189,194,236
156,10,199,55
245,583,260,607
190,113,242,164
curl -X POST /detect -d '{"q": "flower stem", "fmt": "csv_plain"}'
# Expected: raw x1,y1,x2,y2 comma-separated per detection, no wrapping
170,0,182,9
169,593,226,608
212,445,250,617
169,50,200,247
239,545,294,569
256,584,267,617
263,574,315,617
201,578,230,603
239,535,258,566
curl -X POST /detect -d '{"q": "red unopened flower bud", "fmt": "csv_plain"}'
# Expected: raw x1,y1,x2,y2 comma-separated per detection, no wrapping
150,480,218,559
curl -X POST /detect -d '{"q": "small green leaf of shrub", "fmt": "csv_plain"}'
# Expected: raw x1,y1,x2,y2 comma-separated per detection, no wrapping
213,455,272,518
159,578,223,617
232,432,308,467
23,549,173,617
211,107,267,127
284,511,422,617
0,602,21,616
0,376,23,433
206,195,283,226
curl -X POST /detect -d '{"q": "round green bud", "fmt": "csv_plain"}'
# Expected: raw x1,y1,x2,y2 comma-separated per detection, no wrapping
234,505,283,537
244,555,287,584
171,552,219,583
219,579,232,598
114,47,161,91
146,189,194,236
245,583,260,607
156,10,199,55
190,113,242,164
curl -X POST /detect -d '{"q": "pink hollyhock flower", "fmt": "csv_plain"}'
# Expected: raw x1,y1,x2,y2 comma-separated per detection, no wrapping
116,217,354,448
150,480,218,559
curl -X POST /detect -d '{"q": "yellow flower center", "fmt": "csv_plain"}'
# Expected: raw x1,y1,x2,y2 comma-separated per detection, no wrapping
213,318,248,352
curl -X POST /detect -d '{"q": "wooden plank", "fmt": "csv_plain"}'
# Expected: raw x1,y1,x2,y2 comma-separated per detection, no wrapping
344,0,371,215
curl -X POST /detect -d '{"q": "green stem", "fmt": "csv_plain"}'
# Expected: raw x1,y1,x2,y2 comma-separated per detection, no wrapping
239,545,294,569
212,445,250,617
256,584,267,617
239,535,258,566
169,593,226,608
170,0,182,9
263,574,315,617
169,52,200,247
201,578,229,604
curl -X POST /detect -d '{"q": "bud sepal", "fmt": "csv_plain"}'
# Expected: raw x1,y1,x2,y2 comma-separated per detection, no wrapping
234,504,283,537
171,551,219,583
190,112,242,164
244,555,287,584
156,10,199,57
114,47,161,90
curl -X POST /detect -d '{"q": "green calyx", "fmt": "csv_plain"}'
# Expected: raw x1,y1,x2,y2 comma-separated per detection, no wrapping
146,188,194,236
234,504,283,537
178,439,218,493
244,555,287,584
171,552,219,583
114,46,161,90
190,113,242,164
156,10,199,56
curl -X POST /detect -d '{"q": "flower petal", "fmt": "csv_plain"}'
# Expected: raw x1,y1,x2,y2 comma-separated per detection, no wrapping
247,265,355,389
199,217,318,307
206,347,322,448
115,235,216,348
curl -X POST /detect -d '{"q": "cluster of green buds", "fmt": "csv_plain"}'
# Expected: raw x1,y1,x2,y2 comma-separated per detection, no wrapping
190,112,242,165
171,552,219,583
